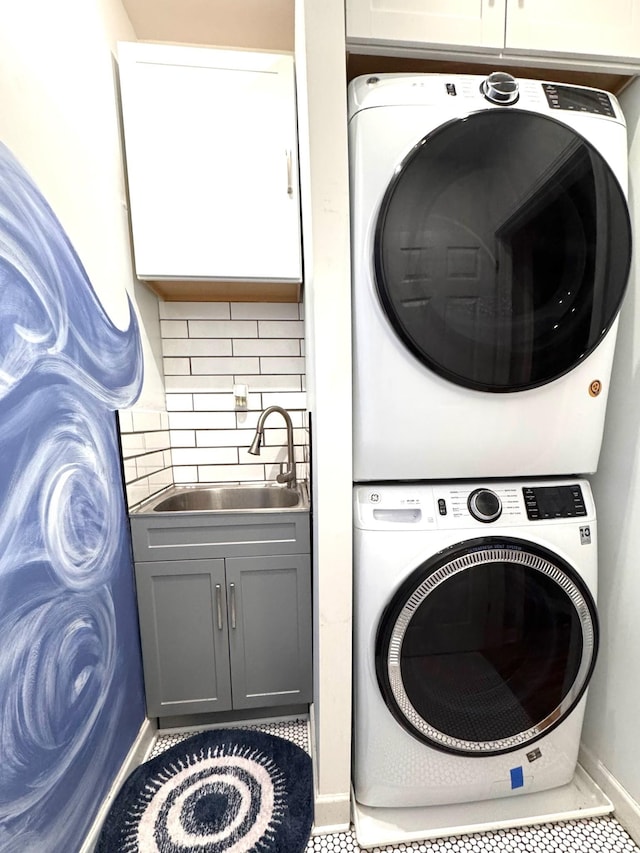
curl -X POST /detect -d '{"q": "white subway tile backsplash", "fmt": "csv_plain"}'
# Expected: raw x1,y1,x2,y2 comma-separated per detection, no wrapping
123,459,137,481
136,451,168,477
173,465,198,483
163,338,233,357
163,357,191,375
237,445,288,465
169,411,237,430
196,429,249,447
233,374,302,392
160,302,231,320
258,320,305,338
148,468,173,489
233,338,300,357
235,410,306,430
160,320,188,338
118,410,134,432
166,394,194,411
261,392,307,409
193,392,262,412
127,480,151,507
118,407,173,511
191,357,259,375
145,430,171,451
172,447,239,466
120,433,147,458
157,301,308,487
189,320,257,338
165,375,233,392
261,426,308,446
260,357,306,375
132,410,164,432
170,429,196,447
230,302,299,320
197,464,265,483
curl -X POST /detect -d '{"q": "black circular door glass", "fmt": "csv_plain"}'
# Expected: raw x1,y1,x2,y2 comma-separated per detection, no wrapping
375,538,598,756
374,110,632,392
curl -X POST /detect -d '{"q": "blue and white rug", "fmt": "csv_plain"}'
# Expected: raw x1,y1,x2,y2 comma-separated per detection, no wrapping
96,728,313,852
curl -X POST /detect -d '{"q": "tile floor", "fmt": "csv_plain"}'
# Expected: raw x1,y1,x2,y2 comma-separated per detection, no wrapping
151,719,640,853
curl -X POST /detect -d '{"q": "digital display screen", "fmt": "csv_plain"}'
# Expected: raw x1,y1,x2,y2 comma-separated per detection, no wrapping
536,486,576,517
543,83,615,117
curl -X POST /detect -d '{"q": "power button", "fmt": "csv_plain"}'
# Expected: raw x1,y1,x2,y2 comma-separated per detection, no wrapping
438,499,447,516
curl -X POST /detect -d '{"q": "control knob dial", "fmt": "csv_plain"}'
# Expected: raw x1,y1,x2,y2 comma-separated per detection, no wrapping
468,488,502,523
481,71,519,105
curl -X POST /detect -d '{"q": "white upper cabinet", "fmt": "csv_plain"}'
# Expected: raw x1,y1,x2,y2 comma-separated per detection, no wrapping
346,0,640,64
505,0,640,61
346,0,506,50
117,42,302,283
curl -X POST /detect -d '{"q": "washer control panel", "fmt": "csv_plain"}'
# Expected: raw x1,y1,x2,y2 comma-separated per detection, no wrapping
354,479,595,531
522,484,587,520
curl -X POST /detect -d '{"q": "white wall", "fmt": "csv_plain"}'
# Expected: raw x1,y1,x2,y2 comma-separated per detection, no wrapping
0,0,164,409
581,76,640,821
296,0,353,831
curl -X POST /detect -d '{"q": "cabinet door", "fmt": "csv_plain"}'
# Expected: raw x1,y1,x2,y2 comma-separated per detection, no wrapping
118,42,302,282
505,0,640,59
225,554,312,709
135,559,232,717
346,0,506,49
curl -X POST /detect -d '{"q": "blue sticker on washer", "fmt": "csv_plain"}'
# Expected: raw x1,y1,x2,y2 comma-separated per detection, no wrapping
510,766,524,789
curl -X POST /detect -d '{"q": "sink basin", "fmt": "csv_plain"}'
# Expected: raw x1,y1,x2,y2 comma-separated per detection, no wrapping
137,483,308,514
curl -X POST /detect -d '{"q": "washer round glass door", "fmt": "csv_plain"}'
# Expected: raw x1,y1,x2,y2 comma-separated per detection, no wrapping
375,537,598,756
374,109,632,391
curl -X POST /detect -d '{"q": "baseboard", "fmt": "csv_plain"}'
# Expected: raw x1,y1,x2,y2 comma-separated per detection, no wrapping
78,717,157,853
309,703,352,833
579,744,640,845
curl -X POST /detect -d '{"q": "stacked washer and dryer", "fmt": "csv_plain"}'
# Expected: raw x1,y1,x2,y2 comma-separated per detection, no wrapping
349,71,632,822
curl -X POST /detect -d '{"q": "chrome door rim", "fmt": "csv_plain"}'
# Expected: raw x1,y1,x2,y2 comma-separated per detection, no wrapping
385,543,597,755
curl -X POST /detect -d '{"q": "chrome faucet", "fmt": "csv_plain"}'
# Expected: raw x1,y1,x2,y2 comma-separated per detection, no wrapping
248,405,297,488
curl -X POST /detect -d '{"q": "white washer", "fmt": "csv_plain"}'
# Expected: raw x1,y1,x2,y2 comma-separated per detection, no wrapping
353,478,598,808
349,73,632,481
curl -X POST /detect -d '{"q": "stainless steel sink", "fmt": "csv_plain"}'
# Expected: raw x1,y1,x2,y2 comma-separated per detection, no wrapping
136,483,308,514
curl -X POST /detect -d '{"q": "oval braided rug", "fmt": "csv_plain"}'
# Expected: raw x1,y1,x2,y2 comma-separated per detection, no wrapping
96,728,313,852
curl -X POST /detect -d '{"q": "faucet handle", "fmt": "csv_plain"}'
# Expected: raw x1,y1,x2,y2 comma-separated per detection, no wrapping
277,462,295,485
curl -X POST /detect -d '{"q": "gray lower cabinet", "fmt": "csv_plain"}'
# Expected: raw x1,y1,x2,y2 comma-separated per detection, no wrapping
135,558,232,716
134,551,312,718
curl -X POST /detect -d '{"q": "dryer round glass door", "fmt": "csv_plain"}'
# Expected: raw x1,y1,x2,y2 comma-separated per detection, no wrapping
374,109,632,392
375,537,598,756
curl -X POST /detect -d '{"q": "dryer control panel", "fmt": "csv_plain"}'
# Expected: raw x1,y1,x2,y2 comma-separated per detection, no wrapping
542,83,616,116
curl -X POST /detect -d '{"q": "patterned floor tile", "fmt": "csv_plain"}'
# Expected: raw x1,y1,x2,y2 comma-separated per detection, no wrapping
150,722,639,853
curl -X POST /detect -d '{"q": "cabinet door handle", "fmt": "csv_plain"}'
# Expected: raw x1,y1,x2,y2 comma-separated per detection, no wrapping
229,582,237,630
286,149,293,197
215,584,223,630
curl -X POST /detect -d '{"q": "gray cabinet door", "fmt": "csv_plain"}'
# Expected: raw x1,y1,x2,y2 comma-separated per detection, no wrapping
135,559,233,716
225,554,312,709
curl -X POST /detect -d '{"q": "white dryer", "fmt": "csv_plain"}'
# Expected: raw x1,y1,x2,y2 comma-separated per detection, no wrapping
349,73,632,481
353,478,598,808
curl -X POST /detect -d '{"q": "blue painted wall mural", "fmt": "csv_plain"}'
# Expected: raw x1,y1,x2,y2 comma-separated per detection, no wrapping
0,143,146,852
